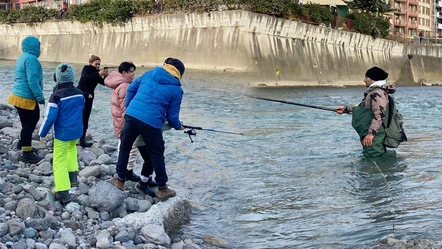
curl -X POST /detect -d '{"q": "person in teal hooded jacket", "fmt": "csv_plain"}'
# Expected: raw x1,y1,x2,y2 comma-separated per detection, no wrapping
7,36,45,164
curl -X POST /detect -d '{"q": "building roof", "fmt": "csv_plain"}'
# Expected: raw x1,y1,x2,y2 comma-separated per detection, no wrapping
303,0,348,6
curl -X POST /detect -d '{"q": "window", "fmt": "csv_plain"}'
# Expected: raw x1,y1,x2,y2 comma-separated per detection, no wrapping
15,3,20,9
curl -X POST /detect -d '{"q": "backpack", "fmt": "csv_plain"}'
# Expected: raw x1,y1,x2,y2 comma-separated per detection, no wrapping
382,95,407,148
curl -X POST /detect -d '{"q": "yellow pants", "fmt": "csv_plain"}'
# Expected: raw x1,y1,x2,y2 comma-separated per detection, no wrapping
53,139,79,192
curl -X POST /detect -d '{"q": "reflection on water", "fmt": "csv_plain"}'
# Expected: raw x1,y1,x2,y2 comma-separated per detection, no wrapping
1,60,442,248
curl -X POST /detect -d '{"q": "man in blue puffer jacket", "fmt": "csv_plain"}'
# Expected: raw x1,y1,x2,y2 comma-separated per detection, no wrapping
39,63,85,204
110,58,185,200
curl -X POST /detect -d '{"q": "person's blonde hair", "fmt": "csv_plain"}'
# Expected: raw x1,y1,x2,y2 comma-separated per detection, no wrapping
89,55,101,64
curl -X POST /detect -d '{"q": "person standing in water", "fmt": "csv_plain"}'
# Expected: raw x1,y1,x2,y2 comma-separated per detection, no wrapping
335,66,395,157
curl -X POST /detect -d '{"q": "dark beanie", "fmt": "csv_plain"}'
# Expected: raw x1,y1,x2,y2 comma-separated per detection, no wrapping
365,67,388,81
164,58,185,77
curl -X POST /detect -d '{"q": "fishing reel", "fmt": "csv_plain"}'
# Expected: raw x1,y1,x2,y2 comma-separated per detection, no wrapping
184,129,197,143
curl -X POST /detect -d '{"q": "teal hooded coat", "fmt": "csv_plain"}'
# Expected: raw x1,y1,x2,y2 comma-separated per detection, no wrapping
11,36,44,102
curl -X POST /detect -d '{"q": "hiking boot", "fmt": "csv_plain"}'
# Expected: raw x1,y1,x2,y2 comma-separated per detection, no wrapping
154,187,176,200
135,181,156,197
69,172,78,187
109,177,125,191
54,190,71,204
126,170,141,182
79,139,93,148
22,151,43,164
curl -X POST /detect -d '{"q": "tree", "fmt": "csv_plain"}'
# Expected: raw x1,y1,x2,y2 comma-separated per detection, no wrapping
344,0,392,16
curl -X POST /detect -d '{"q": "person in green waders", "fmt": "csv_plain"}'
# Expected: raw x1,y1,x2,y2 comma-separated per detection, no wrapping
335,67,396,157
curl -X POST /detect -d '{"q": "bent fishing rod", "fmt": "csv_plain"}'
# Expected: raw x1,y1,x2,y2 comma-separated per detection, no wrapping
182,125,244,143
246,95,351,114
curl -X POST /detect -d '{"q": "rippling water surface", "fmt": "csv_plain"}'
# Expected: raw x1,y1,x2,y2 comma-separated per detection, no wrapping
1,60,441,248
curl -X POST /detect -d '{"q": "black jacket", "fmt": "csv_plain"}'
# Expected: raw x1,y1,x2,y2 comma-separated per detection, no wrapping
77,65,104,96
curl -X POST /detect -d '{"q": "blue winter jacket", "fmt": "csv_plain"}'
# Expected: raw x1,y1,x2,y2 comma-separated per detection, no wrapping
39,82,85,141
11,36,44,102
125,67,183,130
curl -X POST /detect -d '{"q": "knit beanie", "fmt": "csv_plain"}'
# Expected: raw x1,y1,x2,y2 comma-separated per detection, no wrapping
55,63,75,83
365,67,388,81
164,58,185,77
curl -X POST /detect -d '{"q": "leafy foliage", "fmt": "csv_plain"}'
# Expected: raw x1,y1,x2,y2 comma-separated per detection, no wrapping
344,0,391,15
346,12,390,38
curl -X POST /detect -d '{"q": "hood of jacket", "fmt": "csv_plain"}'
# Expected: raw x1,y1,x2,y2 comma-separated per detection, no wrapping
151,67,182,87
367,80,396,95
104,71,132,89
21,36,41,58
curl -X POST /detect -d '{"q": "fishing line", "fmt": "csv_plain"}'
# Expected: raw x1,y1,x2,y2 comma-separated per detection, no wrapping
372,160,397,232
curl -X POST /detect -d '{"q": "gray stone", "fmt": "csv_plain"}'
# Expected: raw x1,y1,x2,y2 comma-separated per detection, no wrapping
88,181,125,212
61,212,70,220
6,219,23,236
2,160,13,169
34,162,53,176
80,151,97,165
59,229,76,248
77,182,89,195
137,200,152,212
11,239,27,249
95,230,111,249
79,166,101,177
44,213,59,229
65,202,81,213
114,230,131,243
23,184,46,201
125,197,139,212
76,195,90,206
16,198,39,219
8,151,20,163
0,223,8,236
140,224,170,247
12,185,23,194
35,242,48,249
71,210,82,220
99,211,109,221
97,154,112,164
0,117,12,129
202,234,229,248
15,168,30,177
114,196,191,233
48,243,67,249
25,218,48,231
4,201,18,211
23,228,36,238
29,174,43,183
85,207,99,219
171,242,185,249
31,140,47,150
26,239,36,249
1,127,18,138
0,145,8,154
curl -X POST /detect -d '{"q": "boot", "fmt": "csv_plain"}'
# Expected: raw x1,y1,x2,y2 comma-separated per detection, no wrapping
109,177,125,191
154,187,176,200
22,151,43,164
79,139,93,148
135,181,156,197
69,172,79,187
54,190,71,204
126,170,141,182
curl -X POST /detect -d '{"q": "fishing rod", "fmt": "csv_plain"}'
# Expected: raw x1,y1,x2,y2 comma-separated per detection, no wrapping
246,95,351,114
183,125,244,143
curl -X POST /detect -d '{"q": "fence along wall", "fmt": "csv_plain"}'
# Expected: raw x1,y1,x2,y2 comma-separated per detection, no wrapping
0,10,439,86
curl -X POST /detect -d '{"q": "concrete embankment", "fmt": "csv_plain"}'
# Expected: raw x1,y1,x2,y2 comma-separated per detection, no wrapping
0,10,440,87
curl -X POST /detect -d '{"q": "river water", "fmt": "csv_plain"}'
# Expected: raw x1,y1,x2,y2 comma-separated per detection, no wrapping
0,60,441,248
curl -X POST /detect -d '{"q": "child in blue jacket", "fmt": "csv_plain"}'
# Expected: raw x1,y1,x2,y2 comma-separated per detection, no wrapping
39,63,85,204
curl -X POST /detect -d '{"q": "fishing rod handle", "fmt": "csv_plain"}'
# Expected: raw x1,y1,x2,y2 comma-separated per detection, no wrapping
183,125,203,130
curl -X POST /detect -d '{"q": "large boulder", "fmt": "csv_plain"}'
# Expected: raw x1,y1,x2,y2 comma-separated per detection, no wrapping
113,196,191,233
88,181,125,212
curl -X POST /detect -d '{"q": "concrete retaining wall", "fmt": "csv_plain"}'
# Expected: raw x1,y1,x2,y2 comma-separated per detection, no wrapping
0,10,440,86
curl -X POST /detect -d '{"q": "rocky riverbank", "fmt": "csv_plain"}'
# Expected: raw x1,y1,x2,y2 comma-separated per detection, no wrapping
0,103,229,249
